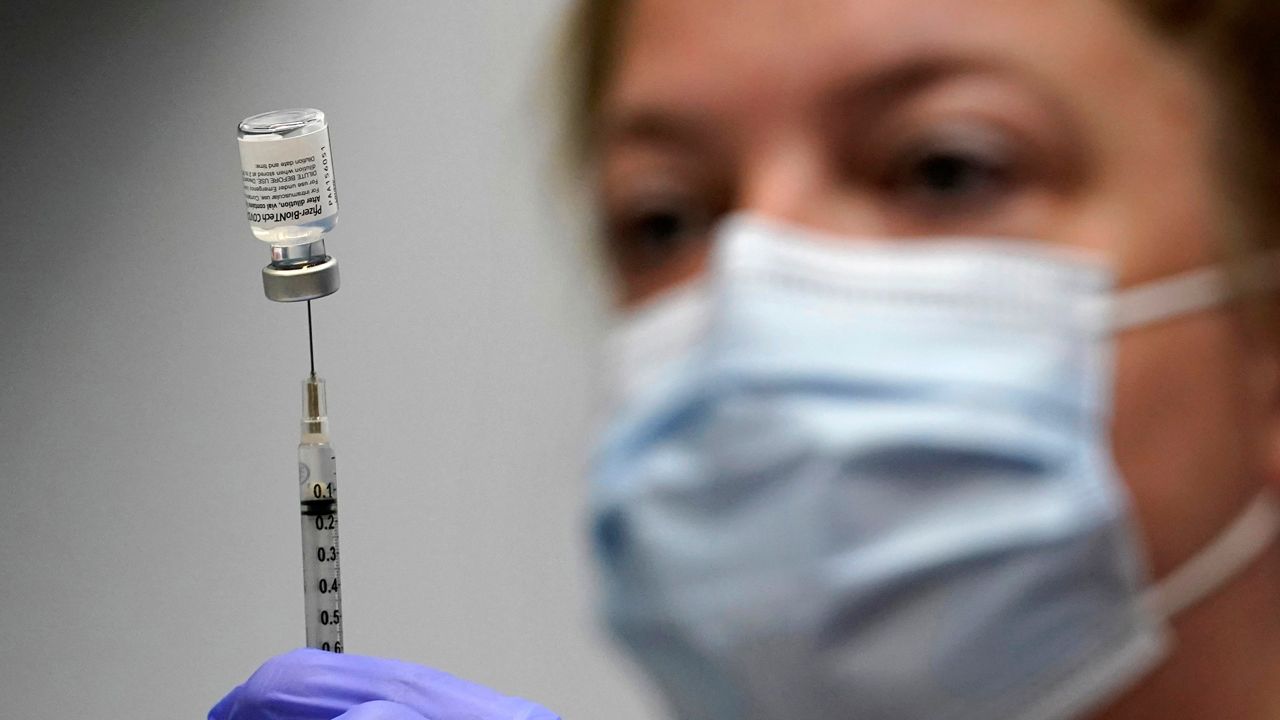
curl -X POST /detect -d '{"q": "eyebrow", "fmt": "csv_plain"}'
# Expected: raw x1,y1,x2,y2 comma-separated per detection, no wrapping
597,53,1067,152
821,54,1067,122
597,104,717,155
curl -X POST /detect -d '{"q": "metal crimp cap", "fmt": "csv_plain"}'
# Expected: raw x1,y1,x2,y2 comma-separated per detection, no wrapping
262,257,340,302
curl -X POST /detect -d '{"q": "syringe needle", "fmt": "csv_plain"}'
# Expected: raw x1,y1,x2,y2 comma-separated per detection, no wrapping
307,300,316,377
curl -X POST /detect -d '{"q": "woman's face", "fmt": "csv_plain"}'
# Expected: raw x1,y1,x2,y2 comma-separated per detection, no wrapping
596,0,1278,598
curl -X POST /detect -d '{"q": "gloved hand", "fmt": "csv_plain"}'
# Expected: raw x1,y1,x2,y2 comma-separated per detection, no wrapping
209,649,560,720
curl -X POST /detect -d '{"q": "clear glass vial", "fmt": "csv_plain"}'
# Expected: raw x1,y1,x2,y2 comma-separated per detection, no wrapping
238,108,341,302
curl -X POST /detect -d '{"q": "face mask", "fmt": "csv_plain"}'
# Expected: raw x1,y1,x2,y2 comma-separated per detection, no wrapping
590,214,1280,720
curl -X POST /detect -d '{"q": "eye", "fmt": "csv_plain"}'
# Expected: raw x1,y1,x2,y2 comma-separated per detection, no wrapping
606,200,712,274
882,129,1020,215
915,152,1000,195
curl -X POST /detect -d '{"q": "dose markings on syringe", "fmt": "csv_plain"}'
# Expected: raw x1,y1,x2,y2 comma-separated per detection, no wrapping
300,448,343,652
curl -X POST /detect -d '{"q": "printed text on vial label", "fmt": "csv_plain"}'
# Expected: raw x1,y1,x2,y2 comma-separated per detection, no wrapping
243,155,325,225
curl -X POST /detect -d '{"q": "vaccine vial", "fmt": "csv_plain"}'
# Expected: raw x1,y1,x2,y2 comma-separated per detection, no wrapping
238,108,341,302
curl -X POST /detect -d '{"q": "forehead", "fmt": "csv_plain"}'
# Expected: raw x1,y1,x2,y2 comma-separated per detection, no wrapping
604,0,1185,122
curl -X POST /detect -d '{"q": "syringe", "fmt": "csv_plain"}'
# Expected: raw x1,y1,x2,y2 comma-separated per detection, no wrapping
298,369,344,652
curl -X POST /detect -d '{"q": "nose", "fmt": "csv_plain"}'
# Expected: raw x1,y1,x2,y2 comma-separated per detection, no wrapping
733,136,885,237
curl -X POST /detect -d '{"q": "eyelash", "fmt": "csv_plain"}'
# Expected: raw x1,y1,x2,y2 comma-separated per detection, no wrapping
606,199,712,272
603,128,1027,275
877,134,1020,216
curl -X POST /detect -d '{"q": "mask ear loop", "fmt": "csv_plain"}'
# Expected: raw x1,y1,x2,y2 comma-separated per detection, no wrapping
1142,494,1280,619
1111,256,1280,331
1111,264,1233,331
1117,259,1280,617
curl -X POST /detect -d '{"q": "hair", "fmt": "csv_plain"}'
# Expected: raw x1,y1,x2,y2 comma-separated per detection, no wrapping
560,0,1280,256
559,0,627,168
1126,0,1280,263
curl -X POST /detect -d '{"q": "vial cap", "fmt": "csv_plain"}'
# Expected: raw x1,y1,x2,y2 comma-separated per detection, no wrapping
263,257,340,303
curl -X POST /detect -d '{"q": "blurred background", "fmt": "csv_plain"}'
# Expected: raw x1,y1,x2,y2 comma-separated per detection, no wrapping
0,2,659,717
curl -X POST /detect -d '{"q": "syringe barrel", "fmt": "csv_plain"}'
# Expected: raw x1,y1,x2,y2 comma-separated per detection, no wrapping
299,440,343,652
298,374,342,652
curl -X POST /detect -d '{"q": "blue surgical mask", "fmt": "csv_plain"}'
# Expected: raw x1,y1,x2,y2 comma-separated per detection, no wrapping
590,214,1279,720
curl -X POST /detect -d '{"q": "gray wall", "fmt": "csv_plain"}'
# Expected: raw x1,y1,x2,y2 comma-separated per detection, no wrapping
0,2,659,718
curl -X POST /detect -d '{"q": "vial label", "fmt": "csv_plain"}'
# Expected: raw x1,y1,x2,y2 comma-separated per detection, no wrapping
239,127,339,230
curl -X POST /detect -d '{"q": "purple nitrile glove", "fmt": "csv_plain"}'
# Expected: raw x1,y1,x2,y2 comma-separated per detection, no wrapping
209,649,560,720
